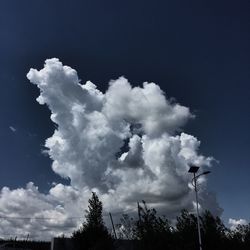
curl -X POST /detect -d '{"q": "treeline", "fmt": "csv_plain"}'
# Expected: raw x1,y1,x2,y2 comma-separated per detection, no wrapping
0,239,50,250
72,193,250,250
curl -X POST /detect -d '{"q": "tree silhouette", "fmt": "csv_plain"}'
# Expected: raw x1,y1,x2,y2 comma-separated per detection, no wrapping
135,201,173,250
175,209,198,250
201,210,227,250
116,214,136,240
228,223,250,250
71,195,250,250
72,192,113,250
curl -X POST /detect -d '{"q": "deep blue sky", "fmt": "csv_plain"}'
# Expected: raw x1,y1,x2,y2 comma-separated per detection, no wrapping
0,0,249,223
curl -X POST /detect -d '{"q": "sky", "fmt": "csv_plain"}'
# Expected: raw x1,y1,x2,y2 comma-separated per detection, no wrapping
0,0,249,239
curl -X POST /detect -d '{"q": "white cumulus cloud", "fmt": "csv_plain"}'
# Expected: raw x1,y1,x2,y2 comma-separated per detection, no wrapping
228,218,248,230
0,183,86,240
0,58,222,239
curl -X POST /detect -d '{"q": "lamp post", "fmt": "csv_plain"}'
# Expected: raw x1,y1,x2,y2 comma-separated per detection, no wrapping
188,166,211,250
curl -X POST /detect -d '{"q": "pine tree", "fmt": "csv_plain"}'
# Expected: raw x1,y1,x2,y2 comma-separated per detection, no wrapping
72,192,113,250
85,192,105,230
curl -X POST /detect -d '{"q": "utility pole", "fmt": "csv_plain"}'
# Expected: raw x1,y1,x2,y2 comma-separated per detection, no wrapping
188,165,211,250
193,171,202,250
109,212,117,240
137,202,141,223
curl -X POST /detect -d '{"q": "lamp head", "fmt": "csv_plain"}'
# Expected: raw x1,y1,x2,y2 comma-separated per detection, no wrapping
202,170,211,175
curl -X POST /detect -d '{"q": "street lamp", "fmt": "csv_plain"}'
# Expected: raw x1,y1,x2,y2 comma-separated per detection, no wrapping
188,165,211,250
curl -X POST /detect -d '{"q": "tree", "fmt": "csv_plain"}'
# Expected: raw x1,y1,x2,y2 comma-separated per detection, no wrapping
228,223,250,250
72,192,113,250
116,214,136,240
135,201,173,250
175,209,198,250
175,210,228,250
201,210,227,250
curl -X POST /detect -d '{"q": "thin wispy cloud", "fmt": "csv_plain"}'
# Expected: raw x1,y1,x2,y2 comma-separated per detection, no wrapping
9,126,17,133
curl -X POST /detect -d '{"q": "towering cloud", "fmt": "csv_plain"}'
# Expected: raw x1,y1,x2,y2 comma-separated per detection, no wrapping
0,58,222,239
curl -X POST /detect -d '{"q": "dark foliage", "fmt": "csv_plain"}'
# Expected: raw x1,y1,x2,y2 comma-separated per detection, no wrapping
175,209,199,250
72,192,114,250
116,204,250,250
227,223,250,250
0,239,50,250
116,214,136,240
201,210,227,250
116,201,174,250
174,209,250,250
